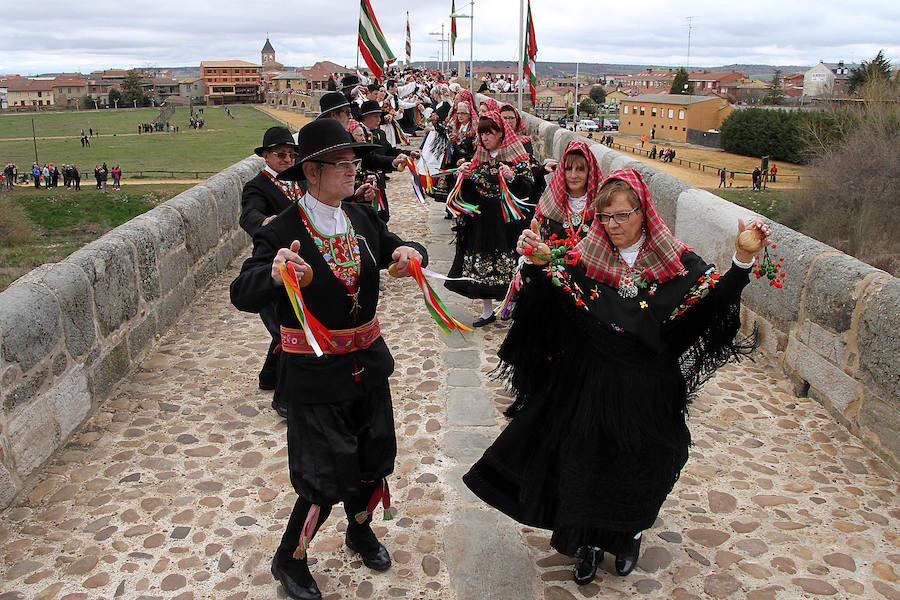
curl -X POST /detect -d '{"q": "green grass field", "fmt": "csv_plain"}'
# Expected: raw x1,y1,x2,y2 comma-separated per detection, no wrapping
704,187,795,221
0,184,192,290
0,105,279,173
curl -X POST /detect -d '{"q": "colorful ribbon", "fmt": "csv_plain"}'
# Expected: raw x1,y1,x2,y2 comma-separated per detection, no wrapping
354,478,396,524
392,120,409,145
407,257,472,335
279,262,332,357
293,503,321,560
407,159,428,204
445,172,480,217
500,279,517,320
372,186,385,212
497,175,530,223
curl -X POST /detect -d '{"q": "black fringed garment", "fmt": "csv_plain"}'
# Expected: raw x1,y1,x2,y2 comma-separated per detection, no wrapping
463,251,755,556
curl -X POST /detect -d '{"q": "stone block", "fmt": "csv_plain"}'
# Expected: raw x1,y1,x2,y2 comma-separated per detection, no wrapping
110,221,161,302
43,366,91,439
442,350,480,369
198,173,241,241
588,143,612,171
442,430,491,462
797,319,846,365
90,340,130,398
444,507,536,600
2,364,48,412
804,254,885,333
65,236,139,337
743,223,834,331
649,172,692,230
158,248,190,296
542,122,558,159
857,278,900,401
552,129,577,159
447,388,494,426
7,401,60,478
0,282,60,371
858,395,900,470
675,188,759,270
166,187,219,261
38,263,96,359
127,314,158,360
625,160,662,186
534,120,557,159
222,155,264,185
0,460,16,509
192,255,218,290
447,369,480,387
741,306,787,356
156,279,195,332
785,335,860,413
600,149,621,176
137,205,185,254
608,153,632,175
447,466,480,503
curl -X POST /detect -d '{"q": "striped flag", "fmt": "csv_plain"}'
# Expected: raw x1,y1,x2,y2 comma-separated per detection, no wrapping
522,0,538,104
450,0,457,56
405,12,411,65
358,0,396,78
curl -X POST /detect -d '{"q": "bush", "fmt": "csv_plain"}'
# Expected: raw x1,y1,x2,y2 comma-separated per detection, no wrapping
0,197,36,247
720,108,807,163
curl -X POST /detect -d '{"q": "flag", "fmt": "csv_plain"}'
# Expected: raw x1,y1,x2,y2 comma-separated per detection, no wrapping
450,0,457,56
359,0,396,78
405,12,411,65
522,0,538,104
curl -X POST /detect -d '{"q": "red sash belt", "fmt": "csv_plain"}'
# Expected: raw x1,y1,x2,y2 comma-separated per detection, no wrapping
280,318,381,355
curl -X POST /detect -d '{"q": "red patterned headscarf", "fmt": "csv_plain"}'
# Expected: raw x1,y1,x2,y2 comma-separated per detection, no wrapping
574,169,687,287
471,111,530,169
536,140,601,225
500,104,530,142
451,90,477,138
480,97,500,114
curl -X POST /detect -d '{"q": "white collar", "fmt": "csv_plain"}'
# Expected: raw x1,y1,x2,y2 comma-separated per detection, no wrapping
567,192,588,209
489,149,500,158
299,191,347,236
263,165,280,179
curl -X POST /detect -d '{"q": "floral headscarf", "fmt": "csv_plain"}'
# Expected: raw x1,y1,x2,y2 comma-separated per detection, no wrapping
470,111,530,169
536,140,601,225
574,169,687,287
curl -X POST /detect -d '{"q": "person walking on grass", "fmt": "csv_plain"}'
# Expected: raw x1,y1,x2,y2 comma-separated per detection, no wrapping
42,165,51,189
111,165,122,190
33,164,41,189
719,168,726,189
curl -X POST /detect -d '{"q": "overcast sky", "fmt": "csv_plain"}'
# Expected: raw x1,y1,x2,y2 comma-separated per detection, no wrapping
2,0,898,75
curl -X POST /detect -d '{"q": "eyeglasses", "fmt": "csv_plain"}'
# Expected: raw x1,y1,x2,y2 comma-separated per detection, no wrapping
597,206,641,224
311,158,362,171
269,151,298,160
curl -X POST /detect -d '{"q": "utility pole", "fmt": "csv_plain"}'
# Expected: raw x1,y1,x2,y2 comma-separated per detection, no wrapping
686,16,695,88
573,62,579,125
516,0,524,110
31,119,38,164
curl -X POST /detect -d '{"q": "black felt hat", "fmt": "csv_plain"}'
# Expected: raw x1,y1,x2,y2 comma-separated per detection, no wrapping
254,126,297,156
341,74,361,90
277,118,378,181
317,92,351,118
359,100,385,116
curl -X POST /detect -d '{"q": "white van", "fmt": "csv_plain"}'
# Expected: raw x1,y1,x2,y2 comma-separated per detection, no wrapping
578,119,598,131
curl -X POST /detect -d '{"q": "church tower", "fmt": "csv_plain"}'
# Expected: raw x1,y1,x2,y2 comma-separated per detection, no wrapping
261,37,276,67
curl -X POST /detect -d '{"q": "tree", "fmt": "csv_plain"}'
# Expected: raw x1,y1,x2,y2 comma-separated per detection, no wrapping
120,69,148,107
107,88,122,107
849,50,893,95
79,95,96,109
670,68,695,95
762,69,787,105
589,85,607,105
578,98,599,116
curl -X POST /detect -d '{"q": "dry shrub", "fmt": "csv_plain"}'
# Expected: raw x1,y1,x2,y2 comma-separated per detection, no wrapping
0,196,36,247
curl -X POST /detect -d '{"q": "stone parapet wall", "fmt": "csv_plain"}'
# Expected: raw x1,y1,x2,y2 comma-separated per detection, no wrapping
502,95,899,470
0,155,263,508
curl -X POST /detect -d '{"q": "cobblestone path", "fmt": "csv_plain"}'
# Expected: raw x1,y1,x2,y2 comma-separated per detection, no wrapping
0,172,897,600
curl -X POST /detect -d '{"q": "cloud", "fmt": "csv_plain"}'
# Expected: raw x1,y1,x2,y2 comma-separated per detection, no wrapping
1,0,898,74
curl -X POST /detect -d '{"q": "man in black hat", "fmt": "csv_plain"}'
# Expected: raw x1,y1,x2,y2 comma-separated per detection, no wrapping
230,118,427,600
239,126,304,404
318,91,354,127
340,74,363,120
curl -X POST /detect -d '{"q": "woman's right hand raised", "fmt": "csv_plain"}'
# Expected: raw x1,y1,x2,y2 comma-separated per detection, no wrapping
272,240,309,286
516,219,543,256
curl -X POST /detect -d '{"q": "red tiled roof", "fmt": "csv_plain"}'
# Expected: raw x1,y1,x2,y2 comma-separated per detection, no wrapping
6,79,55,91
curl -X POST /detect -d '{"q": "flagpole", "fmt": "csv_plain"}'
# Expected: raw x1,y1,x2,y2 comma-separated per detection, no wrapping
470,0,474,94
516,0,524,110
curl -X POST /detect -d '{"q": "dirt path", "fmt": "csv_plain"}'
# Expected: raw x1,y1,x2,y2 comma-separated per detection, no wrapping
255,106,312,130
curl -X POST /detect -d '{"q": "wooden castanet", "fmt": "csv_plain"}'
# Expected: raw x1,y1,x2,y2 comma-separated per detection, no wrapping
529,242,551,266
737,229,764,255
297,265,314,287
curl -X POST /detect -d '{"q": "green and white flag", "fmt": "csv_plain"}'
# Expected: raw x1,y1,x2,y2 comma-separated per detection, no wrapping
359,0,396,78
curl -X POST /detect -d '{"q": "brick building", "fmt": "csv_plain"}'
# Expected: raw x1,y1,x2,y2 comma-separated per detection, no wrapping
619,94,734,143
201,60,262,104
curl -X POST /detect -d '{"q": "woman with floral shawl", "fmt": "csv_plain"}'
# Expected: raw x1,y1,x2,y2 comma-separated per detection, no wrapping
464,169,771,584
444,111,534,326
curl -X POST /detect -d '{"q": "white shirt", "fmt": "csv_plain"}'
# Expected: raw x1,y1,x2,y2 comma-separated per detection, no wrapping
618,232,646,268
489,149,500,159
263,165,280,179
298,191,347,237
567,193,588,214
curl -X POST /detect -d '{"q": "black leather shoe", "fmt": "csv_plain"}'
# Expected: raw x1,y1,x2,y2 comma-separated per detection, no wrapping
573,546,602,585
473,313,496,327
271,558,322,600
345,526,392,571
271,399,288,419
615,534,642,576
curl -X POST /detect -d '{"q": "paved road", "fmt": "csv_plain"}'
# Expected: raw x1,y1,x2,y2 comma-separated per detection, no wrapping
0,170,897,600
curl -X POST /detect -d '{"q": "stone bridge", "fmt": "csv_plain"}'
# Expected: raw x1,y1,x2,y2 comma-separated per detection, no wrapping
0,117,898,599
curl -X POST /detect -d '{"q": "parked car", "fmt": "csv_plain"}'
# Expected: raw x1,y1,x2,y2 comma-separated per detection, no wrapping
577,119,599,131
604,119,619,131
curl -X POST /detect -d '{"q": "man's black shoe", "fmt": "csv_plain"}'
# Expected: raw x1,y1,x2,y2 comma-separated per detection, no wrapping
473,313,496,327
615,534,641,576
573,546,601,585
271,558,321,600
345,526,392,571
271,399,288,419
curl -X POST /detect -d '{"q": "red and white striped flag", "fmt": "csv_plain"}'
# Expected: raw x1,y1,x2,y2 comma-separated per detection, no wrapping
358,0,396,78
406,12,411,65
523,0,538,104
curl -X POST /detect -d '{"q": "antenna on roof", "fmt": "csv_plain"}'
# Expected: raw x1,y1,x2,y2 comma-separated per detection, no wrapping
685,17,695,93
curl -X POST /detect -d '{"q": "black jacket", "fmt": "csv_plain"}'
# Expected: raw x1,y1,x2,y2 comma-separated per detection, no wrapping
240,171,305,237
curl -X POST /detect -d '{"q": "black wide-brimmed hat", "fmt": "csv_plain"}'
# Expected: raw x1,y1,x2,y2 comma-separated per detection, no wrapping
317,92,351,119
254,126,297,156
277,118,378,181
359,100,385,116
341,74,361,90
